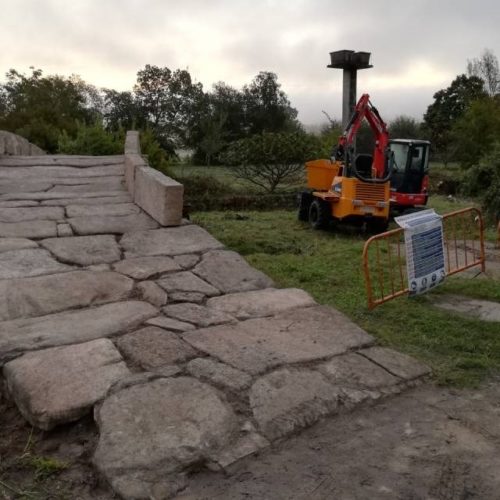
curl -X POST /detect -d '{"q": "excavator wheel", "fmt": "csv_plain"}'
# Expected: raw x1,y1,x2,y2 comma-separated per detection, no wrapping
297,191,313,221
365,218,389,234
309,199,331,230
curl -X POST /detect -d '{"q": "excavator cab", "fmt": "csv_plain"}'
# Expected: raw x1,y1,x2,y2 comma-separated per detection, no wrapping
388,139,430,210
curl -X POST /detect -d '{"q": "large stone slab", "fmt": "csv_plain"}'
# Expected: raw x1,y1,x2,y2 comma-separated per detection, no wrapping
112,255,181,280
0,182,54,194
183,305,374,375
0,155,124,167
0,271,134,321
0,206,64,223
68,213,158,235
0,190,127,201
359,347,431,381
193,250,274,293
157,271,220,297
0,201,40,207
0,165,124,180
0,238,38,253
41,194,133,206
93,377,238,499
3,339,130,430
0,248,73,279
317,352,401,389
249,368,339,440
433,294,500,322
66,203,141,218
42,175,123,186
164,303,235,328
0,220,57,238
47,181,125,193
134,166,183,226
207,288,316,320
120,225,224,258
0,301,157,363
40,235,121,265
116,326,197,370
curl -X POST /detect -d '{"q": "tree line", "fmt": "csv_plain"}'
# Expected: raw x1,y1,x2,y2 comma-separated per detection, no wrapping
0,51,499,215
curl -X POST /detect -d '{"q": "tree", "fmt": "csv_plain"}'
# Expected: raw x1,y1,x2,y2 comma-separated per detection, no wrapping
242,72,300,135
467,49,500,96
452,96,500,168
133,65,205,152
223,131,319,193
0,68,94,152
389,115,422,139
103,89,142,132
197,111,227,165
423,74,486,165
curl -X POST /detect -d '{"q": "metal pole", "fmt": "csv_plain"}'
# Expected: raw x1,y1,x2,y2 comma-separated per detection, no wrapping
342,69,357,129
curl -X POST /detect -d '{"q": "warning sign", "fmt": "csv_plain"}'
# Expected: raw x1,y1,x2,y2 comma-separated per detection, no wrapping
394,209,446,296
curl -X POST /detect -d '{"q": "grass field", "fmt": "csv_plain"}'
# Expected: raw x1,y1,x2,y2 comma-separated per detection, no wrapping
192,195,500,388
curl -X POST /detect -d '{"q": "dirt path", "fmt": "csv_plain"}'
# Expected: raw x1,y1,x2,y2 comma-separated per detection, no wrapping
178,379,500,500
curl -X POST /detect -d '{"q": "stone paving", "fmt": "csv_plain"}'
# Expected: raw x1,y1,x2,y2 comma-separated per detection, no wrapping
0,153,431,499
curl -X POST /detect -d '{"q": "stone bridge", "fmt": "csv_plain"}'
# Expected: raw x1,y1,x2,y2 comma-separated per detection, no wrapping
0,131,429,499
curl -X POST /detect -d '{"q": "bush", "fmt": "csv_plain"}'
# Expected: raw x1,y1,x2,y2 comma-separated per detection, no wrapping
462,143,500,219
139,129,171,175
58,122,123,155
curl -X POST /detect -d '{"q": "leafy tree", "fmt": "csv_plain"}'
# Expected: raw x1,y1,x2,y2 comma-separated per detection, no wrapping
0,68,94,152
197,111,227,165
467,49,500,96
133,65,204,152
423,74,486,165
103,89,142,132
223,131,319,193
242,72,300,135
389,115,422,139
452,96,500,168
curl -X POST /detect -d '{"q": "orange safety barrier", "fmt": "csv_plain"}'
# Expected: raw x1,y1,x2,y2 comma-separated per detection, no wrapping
362,207,486,310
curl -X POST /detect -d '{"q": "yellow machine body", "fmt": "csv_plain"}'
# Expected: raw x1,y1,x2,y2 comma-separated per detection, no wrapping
305,159,390,221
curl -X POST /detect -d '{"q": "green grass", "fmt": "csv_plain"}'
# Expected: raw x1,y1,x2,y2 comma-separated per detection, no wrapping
193,205,500,387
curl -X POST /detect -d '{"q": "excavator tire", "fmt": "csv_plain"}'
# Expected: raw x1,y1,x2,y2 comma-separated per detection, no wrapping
366,218,389,234
309,199,331,230
297,191,313,221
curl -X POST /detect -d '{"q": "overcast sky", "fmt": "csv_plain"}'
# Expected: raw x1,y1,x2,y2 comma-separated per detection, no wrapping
2,0,499,125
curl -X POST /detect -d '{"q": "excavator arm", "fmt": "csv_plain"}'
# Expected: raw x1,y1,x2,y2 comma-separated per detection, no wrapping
336,93,390,179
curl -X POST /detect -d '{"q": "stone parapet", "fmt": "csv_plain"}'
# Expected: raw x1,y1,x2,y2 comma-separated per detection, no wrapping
0,131,45,156
124,131,183,226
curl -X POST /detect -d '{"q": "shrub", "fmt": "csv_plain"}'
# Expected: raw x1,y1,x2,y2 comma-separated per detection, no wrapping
58,122,123,155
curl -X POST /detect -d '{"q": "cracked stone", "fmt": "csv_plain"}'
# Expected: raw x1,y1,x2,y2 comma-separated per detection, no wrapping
183,305,374,375
249,368,340,441
116,326,197,370
359,347,431,380
173,254,200,269
136,281,168,307
120,225,224,258
0,270,134,321
157,271,219,297
3,339,130,430
93,377,238,499
163,303,235,328
187,357,252,392
112,256,180,280
40,235,121,265
145,316,195,333
0,248,73,280
0,301,157,363
56,223,73,237
207,288,316,319
433,294,500,322
41,194,132,206
194,250,274,293
317,352,401,389
169,292,205,303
